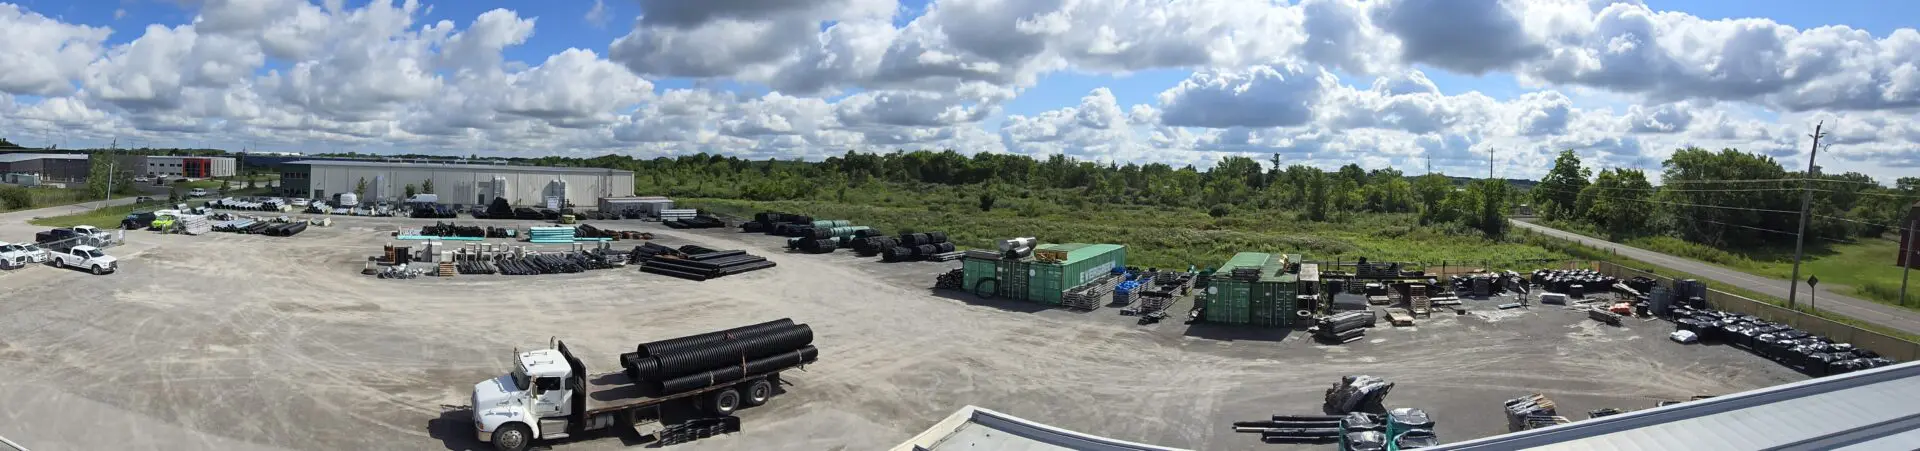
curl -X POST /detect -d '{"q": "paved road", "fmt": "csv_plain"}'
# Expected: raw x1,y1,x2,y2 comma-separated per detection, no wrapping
1512,219,1920,336
0,196,145,225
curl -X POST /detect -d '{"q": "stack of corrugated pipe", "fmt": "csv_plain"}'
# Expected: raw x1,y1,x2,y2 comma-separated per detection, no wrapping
881,232,954,262
619,319,819,395
999,237,1036,259
1311,311,1375,344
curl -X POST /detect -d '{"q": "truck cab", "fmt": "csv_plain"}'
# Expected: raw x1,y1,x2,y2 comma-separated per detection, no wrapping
473,344,591,451
0,242,30,268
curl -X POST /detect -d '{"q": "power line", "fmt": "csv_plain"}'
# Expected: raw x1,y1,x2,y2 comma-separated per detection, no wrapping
1656,178,1806,185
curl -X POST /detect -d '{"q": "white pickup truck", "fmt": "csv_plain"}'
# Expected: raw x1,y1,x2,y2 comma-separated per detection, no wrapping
0,242,34,268
49,245,117,275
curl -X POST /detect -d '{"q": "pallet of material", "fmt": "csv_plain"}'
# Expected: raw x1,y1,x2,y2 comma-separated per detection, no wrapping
1385,309,1414,326
1587,308,1622,326
1429,295,1460,306
1063,273,1122,310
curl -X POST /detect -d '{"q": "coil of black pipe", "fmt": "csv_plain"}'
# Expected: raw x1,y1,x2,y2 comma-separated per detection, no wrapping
634,318,795,359
658,345,819,394
645,325,814,381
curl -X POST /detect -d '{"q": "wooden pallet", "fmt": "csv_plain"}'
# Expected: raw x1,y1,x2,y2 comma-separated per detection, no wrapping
1385,308,1414,326
1410,284,1431,318
437,261,457,277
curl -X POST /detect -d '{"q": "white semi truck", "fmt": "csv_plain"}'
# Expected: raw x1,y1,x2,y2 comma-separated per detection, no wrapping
470,339,801,451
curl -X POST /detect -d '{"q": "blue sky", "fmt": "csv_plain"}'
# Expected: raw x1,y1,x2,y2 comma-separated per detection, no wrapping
4,0,1918,180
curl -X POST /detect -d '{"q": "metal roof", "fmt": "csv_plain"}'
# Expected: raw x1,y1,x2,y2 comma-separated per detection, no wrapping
1434,360,1920,451
285,159,633,175
0,153,86,163
891,406,1189,451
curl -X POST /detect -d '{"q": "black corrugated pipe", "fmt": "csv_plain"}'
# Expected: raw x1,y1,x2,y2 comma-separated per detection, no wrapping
646,324,814,381
634,319,795,359
658,345,818,394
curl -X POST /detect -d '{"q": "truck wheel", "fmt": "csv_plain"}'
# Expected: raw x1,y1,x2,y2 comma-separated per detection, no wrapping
743,379,773,407
91,265,105,275
492,423,531,451
706,388,741,415
51,258,62,268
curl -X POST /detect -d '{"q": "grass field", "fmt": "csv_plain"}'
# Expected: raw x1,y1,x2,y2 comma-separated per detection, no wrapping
27,200,195,228
1537,219,1916,308
682,197,1569,270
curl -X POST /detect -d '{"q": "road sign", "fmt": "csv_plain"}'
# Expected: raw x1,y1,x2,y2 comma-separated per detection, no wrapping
1807,275,1820,288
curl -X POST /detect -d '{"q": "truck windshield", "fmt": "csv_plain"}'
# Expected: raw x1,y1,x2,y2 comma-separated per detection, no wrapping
510,367,530,391
79,249,103,258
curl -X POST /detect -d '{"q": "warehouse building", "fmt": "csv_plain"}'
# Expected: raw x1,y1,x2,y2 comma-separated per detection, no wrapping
279,160,635,207
142,155,236,178
0,153,90,182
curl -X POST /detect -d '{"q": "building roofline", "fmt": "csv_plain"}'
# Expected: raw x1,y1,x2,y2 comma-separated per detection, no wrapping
892,405,1189,451
1431,360,1920,450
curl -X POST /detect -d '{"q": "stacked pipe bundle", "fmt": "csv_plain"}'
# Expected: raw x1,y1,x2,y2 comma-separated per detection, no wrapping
935,268,964,290
664,216,726,229
617,319,818,395
998,237,1036,259
261,221,308,237
420,222,487,238
880,232,952,262
174,214,212,235
640,246,776,281
1323,375,1394,414
1669,305,1894,376
1063,273,1123,310
576,224,652,240
207,197,290,212
849,236,899,256
528,226,581,243
410,204,459,218
485,251,623,275
212,219,256,233
1312,311,1376,344
796,237,838,253
1232,414,1342,444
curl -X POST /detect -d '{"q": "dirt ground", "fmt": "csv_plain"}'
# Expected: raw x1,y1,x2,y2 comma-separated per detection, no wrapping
0,208,1804,451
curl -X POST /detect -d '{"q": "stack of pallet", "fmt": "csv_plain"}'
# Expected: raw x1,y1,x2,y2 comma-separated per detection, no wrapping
1410,284,1431,318
1063,273,1122,310
1112,274,1152,307
1311,311,1375,344
1504,394,1558,432
437,261,457,277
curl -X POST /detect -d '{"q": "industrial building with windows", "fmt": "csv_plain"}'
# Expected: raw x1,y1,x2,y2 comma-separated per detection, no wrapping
279,160,635,207
143,155,236,178
0,153,90,183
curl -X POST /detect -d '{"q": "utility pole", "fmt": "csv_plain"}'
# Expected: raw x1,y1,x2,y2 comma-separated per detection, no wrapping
1788,122,1825,308
1487,148,1495,180
1902,220,1914,307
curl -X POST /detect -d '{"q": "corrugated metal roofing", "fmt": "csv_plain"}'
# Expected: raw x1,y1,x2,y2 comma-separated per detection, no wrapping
1434,360,1920,451
286,159,633,174
1062,243,1123,265
892,406,1189,451
1219,252,1271,273
0,153,86,163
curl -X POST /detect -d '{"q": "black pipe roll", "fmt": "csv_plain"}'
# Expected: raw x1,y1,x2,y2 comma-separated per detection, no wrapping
657,345,818,394
635,319,795,359
647,325,814,380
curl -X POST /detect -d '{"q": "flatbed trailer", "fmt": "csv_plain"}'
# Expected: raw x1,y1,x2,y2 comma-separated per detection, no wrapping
472,340,805,451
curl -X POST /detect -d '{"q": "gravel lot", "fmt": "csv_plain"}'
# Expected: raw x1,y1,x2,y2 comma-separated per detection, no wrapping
0,209,1804,450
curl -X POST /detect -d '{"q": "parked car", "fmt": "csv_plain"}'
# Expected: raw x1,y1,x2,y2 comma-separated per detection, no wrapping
0,242,33,268
49,245,117,275
17,243,49,263
134,196,155,203
290,198,310,207
189,188,209,197
122,211,159,230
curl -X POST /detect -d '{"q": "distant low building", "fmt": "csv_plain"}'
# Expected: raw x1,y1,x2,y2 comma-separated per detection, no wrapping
279,159,634,206
0,153,89,181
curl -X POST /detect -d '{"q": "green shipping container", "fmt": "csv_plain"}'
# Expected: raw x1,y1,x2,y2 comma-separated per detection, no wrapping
996,259,1030,301
963,257,998,294
1028,243,1127,305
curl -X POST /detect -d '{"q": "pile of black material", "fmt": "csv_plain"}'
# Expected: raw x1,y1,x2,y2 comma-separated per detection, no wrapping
640,246,776,281
665,216,726,229
456,258,496,275
1669,305,1893,376
474,198,514,219
576,224,652,240
1624,276,1658,294
1448,271,1528,297
935,268,964,290
618,319,818,395
1312,311,1376,344
740,212,813,234
1324,375,1394,414
796,238,838,253
849,236,898,256
654,416,741,445
879,232,951,262
1232,414,1341,444
1355,261,1404,278
1504,394,1557,432
488,251,624,275
410,204,459,218
260,221,308,237
420,222,486,238
1528,269,1617,296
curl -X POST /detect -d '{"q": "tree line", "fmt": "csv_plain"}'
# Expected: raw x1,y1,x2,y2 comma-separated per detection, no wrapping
1533,147,1918,248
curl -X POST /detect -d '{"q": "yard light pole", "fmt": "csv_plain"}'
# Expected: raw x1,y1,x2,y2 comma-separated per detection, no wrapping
1902,220,1914,307
1788,122,1825,309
